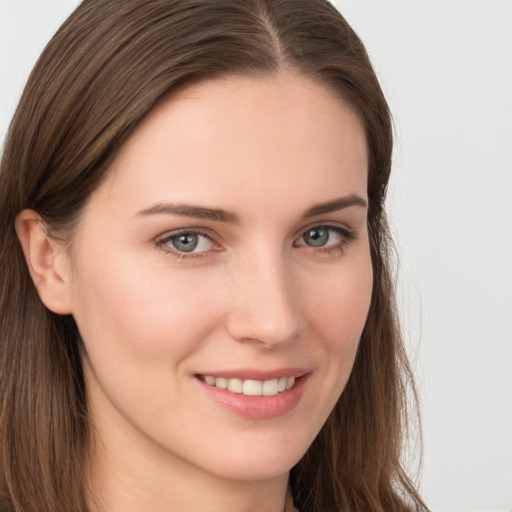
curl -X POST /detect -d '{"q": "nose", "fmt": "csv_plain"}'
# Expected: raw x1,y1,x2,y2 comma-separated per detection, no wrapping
224,250,302,348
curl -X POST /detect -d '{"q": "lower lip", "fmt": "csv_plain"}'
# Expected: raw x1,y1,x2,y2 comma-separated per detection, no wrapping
196,374,310,420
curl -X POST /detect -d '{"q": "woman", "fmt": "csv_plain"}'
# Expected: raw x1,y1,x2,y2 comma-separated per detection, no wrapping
0,1,426,511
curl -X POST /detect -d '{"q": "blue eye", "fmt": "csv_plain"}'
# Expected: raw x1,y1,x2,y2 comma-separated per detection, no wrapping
303,227,330,247
171,233,200,252
159,231,217,256
296,225,355,250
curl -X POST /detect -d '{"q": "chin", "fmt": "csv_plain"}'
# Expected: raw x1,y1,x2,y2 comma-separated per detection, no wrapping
205,455,299,483
193,431,312,482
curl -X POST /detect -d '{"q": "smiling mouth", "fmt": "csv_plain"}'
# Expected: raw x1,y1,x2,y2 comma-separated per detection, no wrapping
197,375,296,396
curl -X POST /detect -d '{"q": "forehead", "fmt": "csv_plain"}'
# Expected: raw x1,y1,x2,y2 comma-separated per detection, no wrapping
92,71,368,217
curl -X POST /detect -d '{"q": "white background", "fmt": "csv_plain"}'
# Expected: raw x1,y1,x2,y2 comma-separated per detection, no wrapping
1,1,511,511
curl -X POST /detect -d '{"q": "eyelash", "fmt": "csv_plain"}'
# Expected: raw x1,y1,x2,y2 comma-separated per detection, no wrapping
155,224,357,260
156,228,219,259
294,224,357,256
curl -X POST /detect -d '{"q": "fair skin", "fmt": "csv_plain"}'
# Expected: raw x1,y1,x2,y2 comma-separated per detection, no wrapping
16,72,371,512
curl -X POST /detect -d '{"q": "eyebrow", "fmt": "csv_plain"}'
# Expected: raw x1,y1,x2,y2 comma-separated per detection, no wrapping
137,203,240,223
136,194,367,223
301,194,367,219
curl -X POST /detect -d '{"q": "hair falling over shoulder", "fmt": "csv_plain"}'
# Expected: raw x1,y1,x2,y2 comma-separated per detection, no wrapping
0,1,427,511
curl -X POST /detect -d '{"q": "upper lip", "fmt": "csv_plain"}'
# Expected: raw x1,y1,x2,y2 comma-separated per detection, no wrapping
195,367,310,381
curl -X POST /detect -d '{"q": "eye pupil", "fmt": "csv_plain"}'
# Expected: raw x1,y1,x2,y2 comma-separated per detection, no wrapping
172,234,198,252
304,228,328,247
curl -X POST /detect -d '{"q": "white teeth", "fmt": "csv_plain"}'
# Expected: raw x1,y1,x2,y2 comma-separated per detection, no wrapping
227,378,243,393
215,377,228,389
243,379,262,396
262,379,278,396
202,375,298,396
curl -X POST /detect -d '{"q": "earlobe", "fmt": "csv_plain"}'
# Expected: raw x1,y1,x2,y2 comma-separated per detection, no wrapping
15,209,73,315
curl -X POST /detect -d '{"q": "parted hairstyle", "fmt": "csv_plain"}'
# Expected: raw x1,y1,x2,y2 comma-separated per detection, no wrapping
0,1,426,511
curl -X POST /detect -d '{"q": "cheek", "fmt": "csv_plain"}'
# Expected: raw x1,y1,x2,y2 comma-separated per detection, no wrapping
308,256,372,341
70,253,222,367
303,251,373,385
70,254,228,428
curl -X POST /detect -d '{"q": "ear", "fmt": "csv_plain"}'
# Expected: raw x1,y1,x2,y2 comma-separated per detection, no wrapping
15,209,73,315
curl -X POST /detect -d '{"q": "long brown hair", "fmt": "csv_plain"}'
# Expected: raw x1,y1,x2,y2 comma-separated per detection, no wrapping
0,1,425,511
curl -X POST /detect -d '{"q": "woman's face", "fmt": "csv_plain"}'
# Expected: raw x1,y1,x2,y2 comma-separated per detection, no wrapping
66,72,372,482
